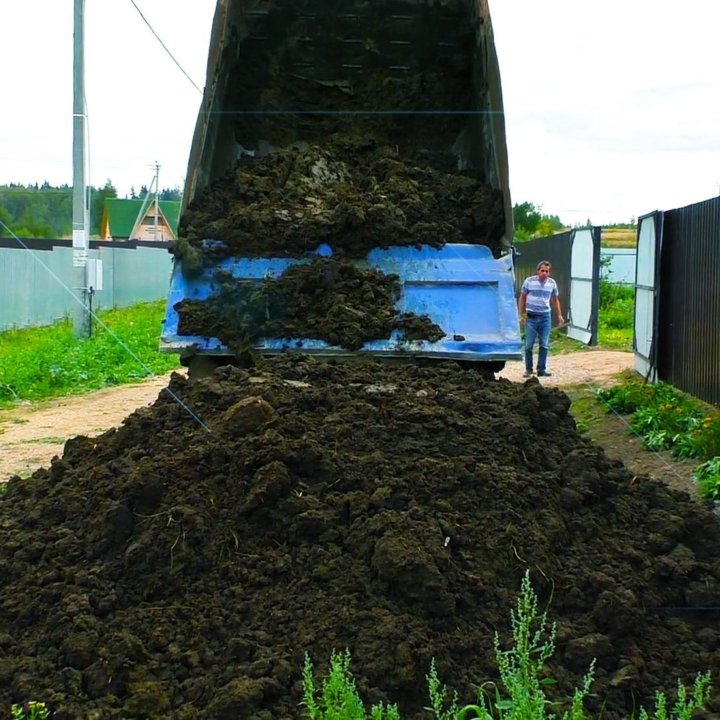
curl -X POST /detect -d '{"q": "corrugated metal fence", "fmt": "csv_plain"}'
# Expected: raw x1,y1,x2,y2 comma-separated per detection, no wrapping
652,196,720,406
0,238,173,332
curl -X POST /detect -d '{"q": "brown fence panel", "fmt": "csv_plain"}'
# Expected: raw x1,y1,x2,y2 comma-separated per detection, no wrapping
656,196,720,406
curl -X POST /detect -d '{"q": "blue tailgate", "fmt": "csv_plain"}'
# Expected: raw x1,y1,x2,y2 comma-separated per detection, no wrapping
160,244,522,361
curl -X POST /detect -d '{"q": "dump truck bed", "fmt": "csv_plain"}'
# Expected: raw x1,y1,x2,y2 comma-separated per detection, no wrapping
160,0,522,366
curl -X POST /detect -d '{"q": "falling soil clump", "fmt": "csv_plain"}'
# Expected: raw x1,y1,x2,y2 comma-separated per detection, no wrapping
175,136,505,266
1,356,719,718
175,259,445,351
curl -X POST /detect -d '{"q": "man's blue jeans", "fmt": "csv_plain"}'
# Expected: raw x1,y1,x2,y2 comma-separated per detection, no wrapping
524,312,551,373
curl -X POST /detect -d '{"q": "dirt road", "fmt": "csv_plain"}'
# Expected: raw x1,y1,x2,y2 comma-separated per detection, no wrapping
498,349,633,387
0,351,636,482
0,373,180,481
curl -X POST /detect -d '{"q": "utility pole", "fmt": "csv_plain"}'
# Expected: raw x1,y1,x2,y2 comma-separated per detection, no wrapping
72,0,90,337
153,161,160,241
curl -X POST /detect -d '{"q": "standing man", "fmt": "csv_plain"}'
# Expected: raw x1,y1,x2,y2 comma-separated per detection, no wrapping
518,260,564,377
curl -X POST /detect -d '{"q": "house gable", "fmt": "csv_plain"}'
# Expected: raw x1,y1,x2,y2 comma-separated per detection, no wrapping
100,198,180,242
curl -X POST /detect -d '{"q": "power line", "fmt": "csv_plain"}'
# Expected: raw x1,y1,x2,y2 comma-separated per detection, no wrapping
128,0,202,94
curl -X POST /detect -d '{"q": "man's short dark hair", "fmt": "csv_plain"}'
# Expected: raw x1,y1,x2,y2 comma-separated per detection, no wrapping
537,261,552,271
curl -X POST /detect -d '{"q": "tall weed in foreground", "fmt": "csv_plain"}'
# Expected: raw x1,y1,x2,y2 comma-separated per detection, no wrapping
302,573,711,719
637,673,711,720
11,702,49,720
302,649,400,719
428,570,594,720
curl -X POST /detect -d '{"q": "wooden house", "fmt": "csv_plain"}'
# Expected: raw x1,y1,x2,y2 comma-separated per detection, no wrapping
100,197,180,242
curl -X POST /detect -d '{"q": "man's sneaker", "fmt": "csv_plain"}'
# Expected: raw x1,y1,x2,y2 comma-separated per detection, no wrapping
523,370,534,378
537,371,552,377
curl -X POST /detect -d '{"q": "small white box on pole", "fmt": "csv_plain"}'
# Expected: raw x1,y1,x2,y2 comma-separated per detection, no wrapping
87,258,103,292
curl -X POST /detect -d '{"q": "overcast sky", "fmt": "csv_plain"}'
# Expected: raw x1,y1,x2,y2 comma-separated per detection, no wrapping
2,1,719,227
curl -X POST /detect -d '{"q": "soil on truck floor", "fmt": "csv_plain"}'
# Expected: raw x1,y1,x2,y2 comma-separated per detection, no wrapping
1,354,719,719
176,136,505,265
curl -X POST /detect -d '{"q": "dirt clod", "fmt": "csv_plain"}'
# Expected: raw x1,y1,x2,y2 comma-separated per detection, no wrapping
1,355,719,718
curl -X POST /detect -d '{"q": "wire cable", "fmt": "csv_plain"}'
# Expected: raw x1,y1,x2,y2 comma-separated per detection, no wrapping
128,0,202,94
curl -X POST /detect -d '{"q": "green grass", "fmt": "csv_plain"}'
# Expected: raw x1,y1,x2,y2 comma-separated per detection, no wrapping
0,301,179,409
548,331,586,355
597,280,633,350
597,380,720,503
543,279,634,353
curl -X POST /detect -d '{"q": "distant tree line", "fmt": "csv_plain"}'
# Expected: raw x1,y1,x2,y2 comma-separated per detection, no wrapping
512,201,565,241
0,182,181,239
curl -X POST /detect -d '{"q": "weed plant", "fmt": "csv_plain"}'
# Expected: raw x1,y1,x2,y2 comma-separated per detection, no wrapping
692,457,720,502
0,301,179,408
428,571,595,720
11,702,49,720
637,673,711,720
302,573,711,719
599,379,720,502
302,650,400,719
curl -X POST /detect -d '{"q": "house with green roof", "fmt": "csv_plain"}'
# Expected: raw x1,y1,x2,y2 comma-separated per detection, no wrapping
100,197,180,242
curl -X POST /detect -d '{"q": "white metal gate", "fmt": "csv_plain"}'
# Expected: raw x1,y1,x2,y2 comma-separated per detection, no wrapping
634,212,660,380
567,228,599,345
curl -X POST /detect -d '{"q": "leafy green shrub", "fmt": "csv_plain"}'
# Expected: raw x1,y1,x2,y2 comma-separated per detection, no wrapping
598,379,720,504
631,402,703,455
691,414,720,459
11,702,49,720
597,382,656,415
693,457,720,502
598,381,714,461
637,673,711,720
302,649,400,719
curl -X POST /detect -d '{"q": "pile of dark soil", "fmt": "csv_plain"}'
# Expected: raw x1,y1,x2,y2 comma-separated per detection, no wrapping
2,357,719,719
175,260,445,352
175,135,505,267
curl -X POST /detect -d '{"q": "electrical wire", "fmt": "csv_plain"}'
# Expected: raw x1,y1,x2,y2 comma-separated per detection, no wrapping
128,0,202,94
